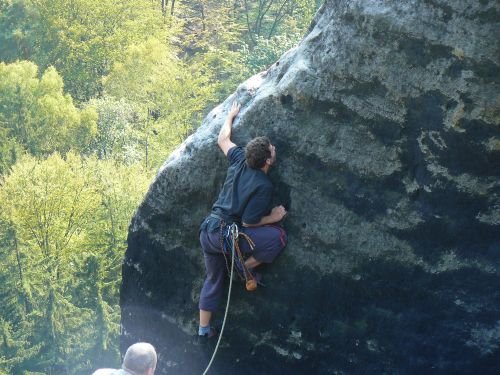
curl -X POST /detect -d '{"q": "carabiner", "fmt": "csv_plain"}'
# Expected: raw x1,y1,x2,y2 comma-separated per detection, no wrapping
230,223,239,241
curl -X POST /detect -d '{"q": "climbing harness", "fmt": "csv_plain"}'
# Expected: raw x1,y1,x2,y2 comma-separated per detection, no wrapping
202,222,257,375
220,221,258,291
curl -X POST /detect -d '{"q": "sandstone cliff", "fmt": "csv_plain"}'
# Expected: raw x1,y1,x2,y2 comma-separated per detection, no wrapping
121,0,499,373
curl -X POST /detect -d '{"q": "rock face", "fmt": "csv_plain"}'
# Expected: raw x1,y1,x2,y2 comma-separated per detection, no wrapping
121,0,499,373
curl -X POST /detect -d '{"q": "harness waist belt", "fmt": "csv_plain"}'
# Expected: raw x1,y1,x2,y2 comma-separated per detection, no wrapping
210,213,240,225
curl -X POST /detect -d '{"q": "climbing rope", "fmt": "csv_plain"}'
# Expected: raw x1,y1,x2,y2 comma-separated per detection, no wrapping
220,222,257,291
202,223,237,375
202,223,257,374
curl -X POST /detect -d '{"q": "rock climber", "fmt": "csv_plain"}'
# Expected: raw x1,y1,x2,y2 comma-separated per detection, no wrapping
198,101,288,338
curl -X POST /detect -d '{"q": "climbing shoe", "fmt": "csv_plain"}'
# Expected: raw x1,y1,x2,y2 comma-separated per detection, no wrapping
199,326,218,338
194,326,218,346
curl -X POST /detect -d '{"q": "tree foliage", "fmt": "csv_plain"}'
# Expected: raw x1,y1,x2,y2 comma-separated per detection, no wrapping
0,61,97,173
0,154,149,373
0,0,167,101
85,97,141,163
0,0,40,62
103,36,218,169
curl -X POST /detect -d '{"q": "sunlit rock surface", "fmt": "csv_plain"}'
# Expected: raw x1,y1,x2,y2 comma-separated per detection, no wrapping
121,0,499,373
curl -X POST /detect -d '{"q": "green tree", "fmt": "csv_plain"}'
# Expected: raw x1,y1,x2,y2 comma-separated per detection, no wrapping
0,130,24,176
0,0,167,101
0,0,40,62
0,61,97,170
0,153,149,374
174,0,318,99
104,37,217,169
235,0,319,73
0,222,40,374
86,97,142,164
0,153,100,373
240,33,303,73
174,1,248,92
239,0,318,45
37,0,168,101
0,318,40,374
75,158,149,370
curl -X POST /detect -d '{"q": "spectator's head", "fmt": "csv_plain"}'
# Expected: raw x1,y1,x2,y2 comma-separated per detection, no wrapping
245,136,275,170
122,342,157,375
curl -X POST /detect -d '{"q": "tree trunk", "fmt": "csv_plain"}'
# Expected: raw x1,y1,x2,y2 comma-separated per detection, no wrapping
243,0,256,46
268,0,289,38
13,231,32,314
201,2,206,31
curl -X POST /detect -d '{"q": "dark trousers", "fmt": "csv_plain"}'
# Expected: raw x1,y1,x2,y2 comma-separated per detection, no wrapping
198,225,287,312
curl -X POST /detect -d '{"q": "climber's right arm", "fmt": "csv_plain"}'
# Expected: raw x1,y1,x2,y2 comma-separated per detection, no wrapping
218,102,240,156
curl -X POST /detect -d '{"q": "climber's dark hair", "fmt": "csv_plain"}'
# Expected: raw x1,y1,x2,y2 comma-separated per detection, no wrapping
245,136,271,169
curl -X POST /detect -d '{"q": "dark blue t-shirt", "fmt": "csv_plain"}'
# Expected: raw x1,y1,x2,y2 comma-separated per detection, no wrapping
201,146,273,232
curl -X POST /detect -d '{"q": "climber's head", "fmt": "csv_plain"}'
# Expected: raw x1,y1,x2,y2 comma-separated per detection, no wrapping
245,136,276,171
